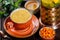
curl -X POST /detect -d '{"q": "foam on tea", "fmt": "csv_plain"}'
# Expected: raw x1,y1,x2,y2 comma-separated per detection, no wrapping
10,8,32,23
26,2,37,10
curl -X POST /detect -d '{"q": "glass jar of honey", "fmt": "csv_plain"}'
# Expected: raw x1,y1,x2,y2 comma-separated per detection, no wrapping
40,0,60,29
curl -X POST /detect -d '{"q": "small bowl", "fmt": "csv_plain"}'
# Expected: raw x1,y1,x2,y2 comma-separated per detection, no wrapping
39,27,55,40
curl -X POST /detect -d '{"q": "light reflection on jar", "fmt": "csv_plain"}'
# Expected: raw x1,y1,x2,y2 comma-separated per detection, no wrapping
40,6,60,29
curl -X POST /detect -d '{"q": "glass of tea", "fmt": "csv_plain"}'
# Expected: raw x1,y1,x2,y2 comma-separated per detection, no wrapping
40,0,60,29
24,0,40,14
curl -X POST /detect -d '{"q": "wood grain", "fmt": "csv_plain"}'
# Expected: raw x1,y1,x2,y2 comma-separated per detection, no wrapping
0,18,1,30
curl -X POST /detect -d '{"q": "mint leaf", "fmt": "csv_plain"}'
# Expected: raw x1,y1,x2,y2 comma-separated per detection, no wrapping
0,0,2,2
14,0,23,8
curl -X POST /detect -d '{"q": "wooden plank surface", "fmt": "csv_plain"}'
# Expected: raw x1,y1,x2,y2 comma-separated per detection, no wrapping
0,18,2,40
0,18,1,30
0,0,60,40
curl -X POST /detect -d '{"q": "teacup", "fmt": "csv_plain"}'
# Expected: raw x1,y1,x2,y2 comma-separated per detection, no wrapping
9,8,32,29
3,8,34,38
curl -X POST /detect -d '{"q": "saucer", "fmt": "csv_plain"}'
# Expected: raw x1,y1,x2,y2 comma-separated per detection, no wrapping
4,15,39,38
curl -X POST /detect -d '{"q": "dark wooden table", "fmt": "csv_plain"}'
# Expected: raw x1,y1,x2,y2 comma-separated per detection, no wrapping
0,0,60,40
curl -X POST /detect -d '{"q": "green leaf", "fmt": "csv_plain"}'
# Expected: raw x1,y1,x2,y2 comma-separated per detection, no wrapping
0,0,2,2
14,0,23,8
0,11,5,18
4,13,9,17
0,11,4,14
7,0,14,5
